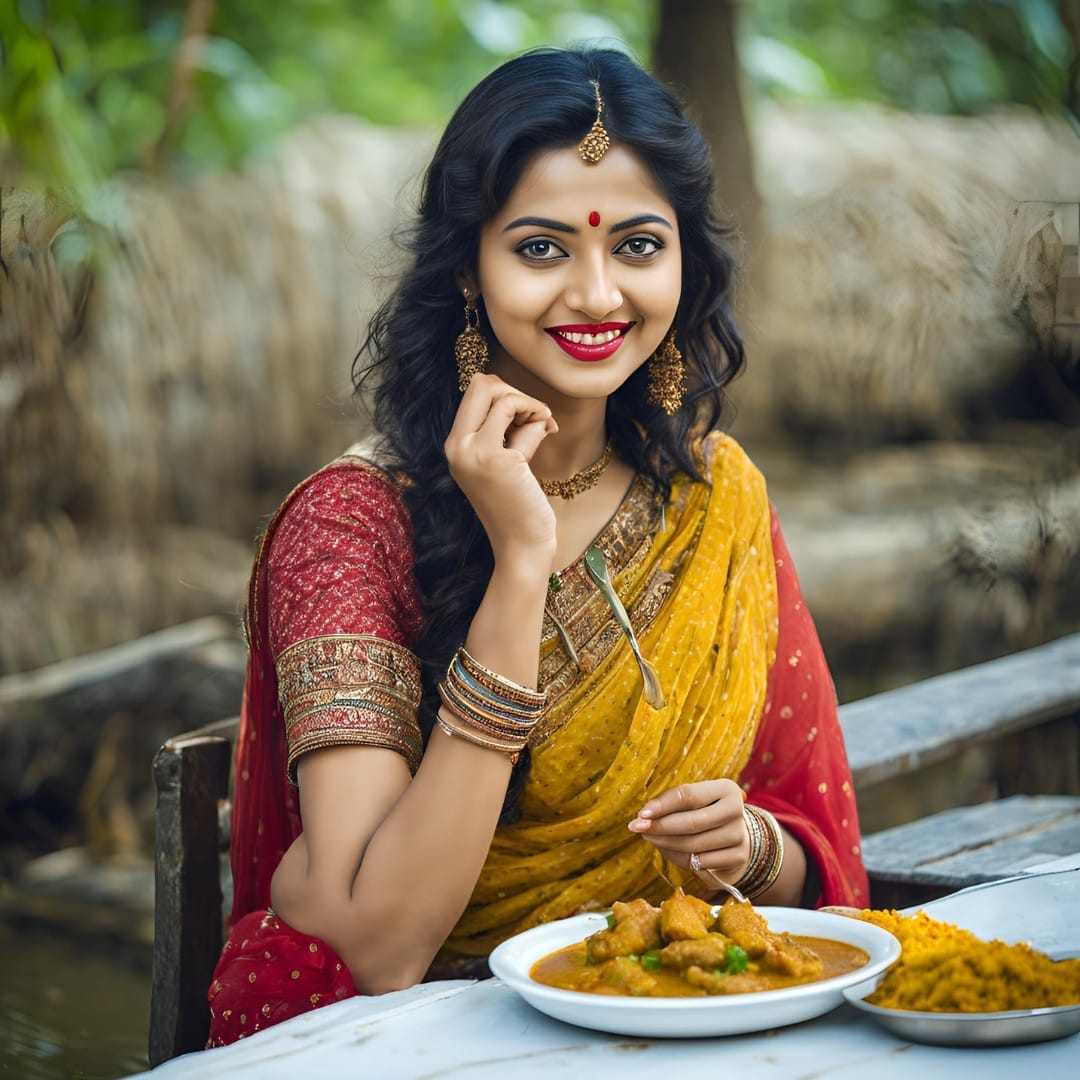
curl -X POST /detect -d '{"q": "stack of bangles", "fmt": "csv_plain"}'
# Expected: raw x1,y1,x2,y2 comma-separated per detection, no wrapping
436,646,547,764
732,804,785,900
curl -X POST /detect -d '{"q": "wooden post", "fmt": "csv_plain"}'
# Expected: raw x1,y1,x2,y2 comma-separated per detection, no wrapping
652,0,761,252
148,722,234,1065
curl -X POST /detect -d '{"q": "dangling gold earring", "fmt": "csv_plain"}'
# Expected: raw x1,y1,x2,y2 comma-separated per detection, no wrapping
646,327,685,415
455,292,488,391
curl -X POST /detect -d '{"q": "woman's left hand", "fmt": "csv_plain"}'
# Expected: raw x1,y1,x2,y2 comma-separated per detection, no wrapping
628,779,749,888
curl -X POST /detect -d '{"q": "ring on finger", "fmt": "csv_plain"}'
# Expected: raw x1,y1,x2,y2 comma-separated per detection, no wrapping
689,852,703,872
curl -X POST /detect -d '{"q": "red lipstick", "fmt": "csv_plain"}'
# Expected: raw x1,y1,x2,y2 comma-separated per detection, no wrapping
545,322,633,362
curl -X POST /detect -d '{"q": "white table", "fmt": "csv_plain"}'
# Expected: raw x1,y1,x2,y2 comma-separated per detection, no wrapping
129,870,1080,1080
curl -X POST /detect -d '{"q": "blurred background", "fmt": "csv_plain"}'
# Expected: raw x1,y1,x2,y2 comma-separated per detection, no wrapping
1,1,1078,1076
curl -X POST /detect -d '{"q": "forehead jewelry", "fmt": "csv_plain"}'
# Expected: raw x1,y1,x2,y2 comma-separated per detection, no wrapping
588,211,601,227
578,80,611,165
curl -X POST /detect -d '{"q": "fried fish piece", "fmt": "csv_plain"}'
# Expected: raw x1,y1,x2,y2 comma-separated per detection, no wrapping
717,895,772,956
684,966,776,995
587,898,662,961
765,932,824,978
600,956,661,995
658,933,735,972
659,888,716,941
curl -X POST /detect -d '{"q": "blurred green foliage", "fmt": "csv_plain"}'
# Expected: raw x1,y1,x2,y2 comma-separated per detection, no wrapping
744,0,1076,117
0,0,652,194
0,0,1075,195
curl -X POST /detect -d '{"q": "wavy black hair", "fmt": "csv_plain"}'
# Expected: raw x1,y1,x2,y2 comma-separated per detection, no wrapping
354,46,746,821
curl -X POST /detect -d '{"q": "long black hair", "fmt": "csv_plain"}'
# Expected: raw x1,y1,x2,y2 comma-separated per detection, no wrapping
354,46,745,821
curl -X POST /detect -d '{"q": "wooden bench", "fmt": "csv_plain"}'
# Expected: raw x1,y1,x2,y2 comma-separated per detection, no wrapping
148,632,1080,1065
860,794,1080,908
841,632,1080,908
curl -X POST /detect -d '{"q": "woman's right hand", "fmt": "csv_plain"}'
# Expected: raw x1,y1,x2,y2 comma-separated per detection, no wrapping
444,373,558,561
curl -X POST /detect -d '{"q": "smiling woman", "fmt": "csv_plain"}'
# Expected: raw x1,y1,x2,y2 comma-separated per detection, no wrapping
478,144,682,423
202,46,868,1052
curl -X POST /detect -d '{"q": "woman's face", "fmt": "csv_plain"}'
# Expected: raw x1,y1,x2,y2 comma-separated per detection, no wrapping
475,143,682,407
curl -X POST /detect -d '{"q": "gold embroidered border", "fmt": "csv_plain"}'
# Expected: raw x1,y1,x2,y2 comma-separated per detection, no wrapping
276,634,423,782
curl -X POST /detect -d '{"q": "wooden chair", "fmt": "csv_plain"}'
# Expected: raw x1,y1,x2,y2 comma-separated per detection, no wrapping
148,632,1080,1064
149,716,238,1066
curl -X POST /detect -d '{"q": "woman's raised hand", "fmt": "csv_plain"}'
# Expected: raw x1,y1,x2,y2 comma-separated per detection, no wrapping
444,373,558,562
628,779,750,888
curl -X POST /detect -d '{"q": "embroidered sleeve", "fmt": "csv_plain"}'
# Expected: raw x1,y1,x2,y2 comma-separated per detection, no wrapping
266,464,425,782
276,634,422,782
739,511,870,908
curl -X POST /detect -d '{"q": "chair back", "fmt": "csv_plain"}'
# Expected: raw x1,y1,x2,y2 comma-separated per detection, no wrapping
149,717,238,1066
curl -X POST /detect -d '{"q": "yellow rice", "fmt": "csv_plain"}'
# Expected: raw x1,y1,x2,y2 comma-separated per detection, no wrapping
857,908,1080,1013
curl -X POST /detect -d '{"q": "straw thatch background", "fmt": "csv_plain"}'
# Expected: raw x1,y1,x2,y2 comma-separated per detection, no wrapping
1,119,432,673
743,103,1078,439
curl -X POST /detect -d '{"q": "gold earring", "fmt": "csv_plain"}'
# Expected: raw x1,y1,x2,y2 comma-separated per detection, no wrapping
455,293,488,391
646,327,685,415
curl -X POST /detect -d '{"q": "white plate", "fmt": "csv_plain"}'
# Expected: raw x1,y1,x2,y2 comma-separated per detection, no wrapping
918,867,1080,961
488,906,901,1038
842,868,1080,1047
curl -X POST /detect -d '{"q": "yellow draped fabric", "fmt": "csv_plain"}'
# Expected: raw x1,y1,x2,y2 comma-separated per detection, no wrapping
439,434,778,964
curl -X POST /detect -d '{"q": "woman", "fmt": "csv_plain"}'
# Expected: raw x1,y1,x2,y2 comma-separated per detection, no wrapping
207,46,868,1047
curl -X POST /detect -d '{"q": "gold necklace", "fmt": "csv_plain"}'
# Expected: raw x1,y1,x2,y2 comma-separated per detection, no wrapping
536,441,614,500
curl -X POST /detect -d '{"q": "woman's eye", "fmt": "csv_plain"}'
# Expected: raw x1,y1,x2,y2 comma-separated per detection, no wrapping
616,235,663,258
516,238,566,261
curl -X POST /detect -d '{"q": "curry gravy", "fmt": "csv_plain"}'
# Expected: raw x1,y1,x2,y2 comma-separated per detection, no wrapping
531,935,869,997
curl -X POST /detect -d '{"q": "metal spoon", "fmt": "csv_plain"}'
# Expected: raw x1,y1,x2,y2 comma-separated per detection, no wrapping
703,870,749,905
689,851,750,903
584,545,666,709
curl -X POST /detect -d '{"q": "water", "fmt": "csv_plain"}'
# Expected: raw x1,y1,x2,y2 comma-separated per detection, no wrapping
0,922,150,1079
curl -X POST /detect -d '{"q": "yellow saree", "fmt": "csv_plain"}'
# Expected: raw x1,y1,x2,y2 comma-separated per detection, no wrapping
439,433,778,965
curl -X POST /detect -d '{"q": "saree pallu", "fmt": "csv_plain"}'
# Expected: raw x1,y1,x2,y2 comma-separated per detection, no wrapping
206,910,357,1048
437,433,779,967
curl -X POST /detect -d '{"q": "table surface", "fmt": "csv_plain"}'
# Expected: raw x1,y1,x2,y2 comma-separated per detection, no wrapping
130,867,1080,1080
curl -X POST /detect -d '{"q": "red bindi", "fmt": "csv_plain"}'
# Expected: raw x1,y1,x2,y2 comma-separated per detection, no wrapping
588,210,601,228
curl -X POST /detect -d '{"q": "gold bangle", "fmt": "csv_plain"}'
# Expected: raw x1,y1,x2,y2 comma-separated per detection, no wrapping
738,811,776,897
457,647,547,709
436,714,520,764
740,805,763,876
443,673,539,723
434,645,546,763
437,682,534,743
734,805,785,899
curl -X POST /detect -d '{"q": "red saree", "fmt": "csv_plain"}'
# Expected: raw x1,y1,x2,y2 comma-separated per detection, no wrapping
207,444,868,1046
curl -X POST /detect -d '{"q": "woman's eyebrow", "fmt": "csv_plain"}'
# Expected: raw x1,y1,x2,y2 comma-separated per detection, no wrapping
502,216,577,234
501,213,674,234
609,214,674,232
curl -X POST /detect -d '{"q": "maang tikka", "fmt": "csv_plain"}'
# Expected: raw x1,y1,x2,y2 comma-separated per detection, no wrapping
455,291,488,391
646,327,686,415
578,80,611,165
